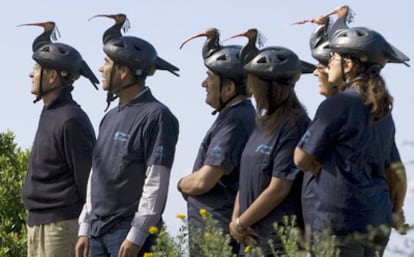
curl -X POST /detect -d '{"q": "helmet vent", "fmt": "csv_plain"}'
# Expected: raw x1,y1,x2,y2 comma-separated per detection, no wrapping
278,55,287,62
356,30,366,37
114,42,125,48
217,54,226,61
41,45,51,52
58,47,68,55
257,56,267,64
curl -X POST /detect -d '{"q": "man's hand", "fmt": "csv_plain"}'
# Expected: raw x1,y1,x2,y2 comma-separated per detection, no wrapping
177,178,188,201
118,239,141,257
75,236,89,257
393,209,409,235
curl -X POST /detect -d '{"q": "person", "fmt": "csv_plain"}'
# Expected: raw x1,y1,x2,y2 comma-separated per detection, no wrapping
303,9,408,244
21,21,98,257
300,11,349,243
177,34,256,255
294,26,409,257
75,14,179,257
229,44,312,256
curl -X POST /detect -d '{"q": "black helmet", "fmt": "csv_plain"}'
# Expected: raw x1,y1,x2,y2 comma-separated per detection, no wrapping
244,47,303,84
204,45,245,83
330,27,410,67
33,42,82,75
103,36,158,76
32,42,99,88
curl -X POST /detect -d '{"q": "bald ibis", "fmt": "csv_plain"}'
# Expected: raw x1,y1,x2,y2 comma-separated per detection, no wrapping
180,27,221,59
18,21,60,51
223,28,266,65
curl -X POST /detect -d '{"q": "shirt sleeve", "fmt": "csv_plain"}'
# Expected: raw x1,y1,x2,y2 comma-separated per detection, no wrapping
204,119,247,175
78,168,92,236
126,165,170,246
297,97,345,160
143,110,179,169
386,140,401,167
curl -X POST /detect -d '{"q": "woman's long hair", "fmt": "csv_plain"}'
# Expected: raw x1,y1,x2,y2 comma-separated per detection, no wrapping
247,74,306,136
344,57,393,124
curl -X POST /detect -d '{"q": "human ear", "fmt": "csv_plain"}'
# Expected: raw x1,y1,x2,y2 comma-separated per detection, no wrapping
343,59,354,74
46,70,58,84
120,65,131,80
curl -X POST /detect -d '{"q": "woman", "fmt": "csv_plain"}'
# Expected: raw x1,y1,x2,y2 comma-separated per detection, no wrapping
294,27,409,257
229,46,311,256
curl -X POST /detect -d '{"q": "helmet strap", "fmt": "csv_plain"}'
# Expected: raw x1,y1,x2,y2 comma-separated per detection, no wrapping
211,75,240,115
340,57,347,82
104,65,118,112
104,65,145,112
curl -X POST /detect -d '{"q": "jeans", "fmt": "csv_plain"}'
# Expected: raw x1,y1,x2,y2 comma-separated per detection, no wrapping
336,233,390,257
90,227,157,257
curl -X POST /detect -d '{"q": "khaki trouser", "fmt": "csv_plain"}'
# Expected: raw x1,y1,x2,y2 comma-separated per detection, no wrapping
27,219,78,257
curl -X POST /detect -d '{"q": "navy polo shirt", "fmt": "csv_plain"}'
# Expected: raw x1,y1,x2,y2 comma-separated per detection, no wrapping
301,171,316,230
238,111,309,253
297,87,392,235
364,114,400,180
89,88,179,237
187,99,255,232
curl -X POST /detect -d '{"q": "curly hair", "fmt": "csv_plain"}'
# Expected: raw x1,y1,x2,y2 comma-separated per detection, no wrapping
344,58,393,124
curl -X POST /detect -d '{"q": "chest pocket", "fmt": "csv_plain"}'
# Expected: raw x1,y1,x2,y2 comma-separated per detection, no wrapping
253,144,273,193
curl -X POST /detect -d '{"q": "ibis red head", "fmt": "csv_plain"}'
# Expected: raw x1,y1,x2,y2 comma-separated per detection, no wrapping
180,27,221,59
224,28,266,65
89,13,130,43
18,21,60,51
290,5,351,26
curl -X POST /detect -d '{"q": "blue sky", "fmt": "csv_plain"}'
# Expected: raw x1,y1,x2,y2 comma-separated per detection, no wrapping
2,1,413,255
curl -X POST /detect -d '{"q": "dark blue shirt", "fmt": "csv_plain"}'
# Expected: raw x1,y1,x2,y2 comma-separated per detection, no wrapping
365,114,400,180
301,172,316,231
23,87,96,226
89,88,179,237
297,87,393,235
238,111,309,254
187,99,255,232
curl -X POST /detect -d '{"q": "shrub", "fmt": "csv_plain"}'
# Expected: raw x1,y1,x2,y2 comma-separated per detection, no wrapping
0,131,30,257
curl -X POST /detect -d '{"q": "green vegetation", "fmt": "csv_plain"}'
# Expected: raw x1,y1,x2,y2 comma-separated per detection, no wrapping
0,131,29,257
0,130,413,257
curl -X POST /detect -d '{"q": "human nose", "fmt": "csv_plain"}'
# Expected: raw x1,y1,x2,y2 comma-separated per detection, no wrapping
201,78,207,88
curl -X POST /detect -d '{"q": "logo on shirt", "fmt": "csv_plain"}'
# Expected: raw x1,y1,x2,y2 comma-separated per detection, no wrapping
300,130,311,144
113,131,129,142
155,145,165,158
211,146,223,158
255,144,272,155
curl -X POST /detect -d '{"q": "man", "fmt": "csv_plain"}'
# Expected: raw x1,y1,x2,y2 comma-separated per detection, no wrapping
21,21,98,257
75,14,179,257
177,43,256,255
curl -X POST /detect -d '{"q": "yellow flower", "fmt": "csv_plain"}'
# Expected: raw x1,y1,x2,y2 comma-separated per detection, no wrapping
143,252,153,257
199,208,208,217
204,232,211,238
148,226,159,234
244,245,251,253
176,213,186,220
